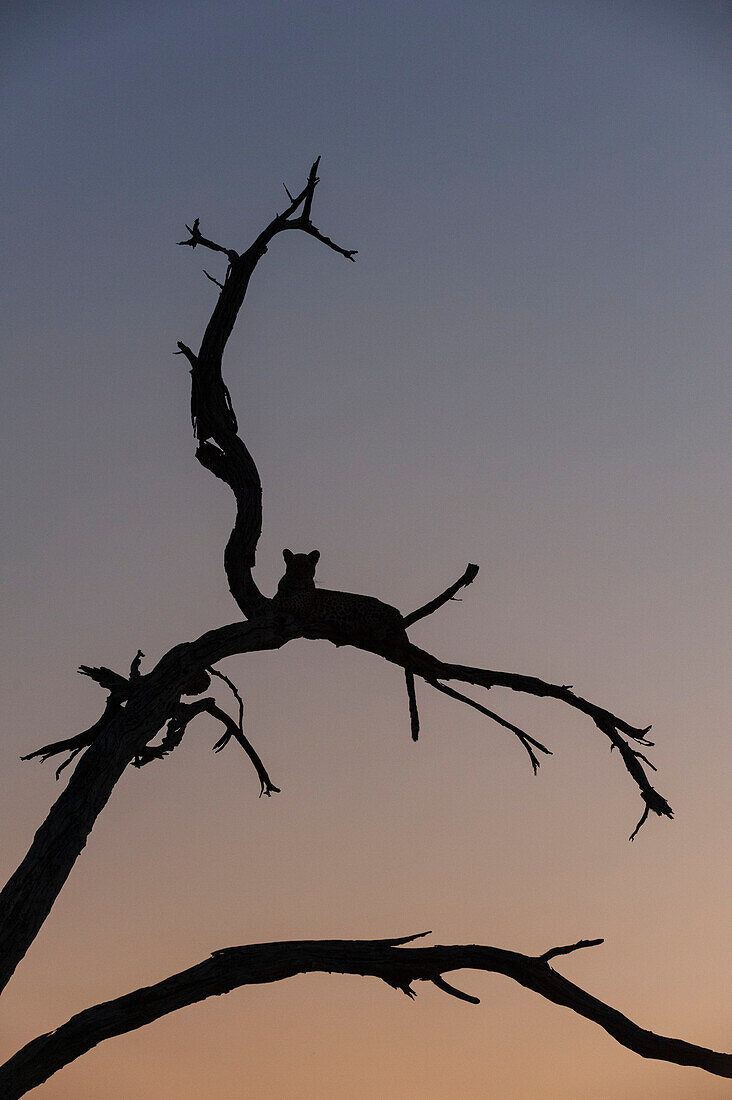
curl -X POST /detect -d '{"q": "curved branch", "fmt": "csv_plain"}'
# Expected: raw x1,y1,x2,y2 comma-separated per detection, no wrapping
1,582,674,1000
540,937,605,962
179,160,356,616
1,934,729,1097
201,698,280,796
130,693,279,795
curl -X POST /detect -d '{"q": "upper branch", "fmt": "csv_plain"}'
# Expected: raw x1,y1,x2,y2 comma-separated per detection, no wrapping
177,159,356,617
2,933,729,1096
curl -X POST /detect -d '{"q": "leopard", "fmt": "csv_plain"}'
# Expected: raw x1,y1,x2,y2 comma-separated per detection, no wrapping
273,549,419,739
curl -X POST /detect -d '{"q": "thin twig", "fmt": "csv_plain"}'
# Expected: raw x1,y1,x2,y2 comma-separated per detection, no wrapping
201,698,279,797
540,938,604,963
177,218,239,262
207,666,245,738
202,269,224,290
424,676,552,774
403,563,480,627
431,974,481,1004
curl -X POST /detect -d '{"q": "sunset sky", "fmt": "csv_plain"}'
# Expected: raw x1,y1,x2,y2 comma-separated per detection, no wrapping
2,1,731,1096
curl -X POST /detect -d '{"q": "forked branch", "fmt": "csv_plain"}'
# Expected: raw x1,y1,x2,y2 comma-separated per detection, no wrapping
178,158,355,617
1,933,729,1097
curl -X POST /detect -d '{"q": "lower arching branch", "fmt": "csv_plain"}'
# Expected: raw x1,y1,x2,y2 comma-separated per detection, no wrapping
1,933,729,1096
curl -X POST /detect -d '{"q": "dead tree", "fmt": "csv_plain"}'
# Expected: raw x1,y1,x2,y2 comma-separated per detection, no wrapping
1,161,728,1096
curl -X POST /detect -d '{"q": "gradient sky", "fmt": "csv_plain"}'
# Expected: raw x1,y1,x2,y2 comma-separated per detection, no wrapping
2,1,731,1096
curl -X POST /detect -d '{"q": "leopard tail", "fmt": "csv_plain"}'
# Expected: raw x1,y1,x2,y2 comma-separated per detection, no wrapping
405,668,420,741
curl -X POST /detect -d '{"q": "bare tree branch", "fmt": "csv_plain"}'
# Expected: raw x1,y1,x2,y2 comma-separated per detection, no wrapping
403,563,480,627
424,676,552,774
77,663,131,694
178,159,356,617
1,934,729,1096
540,937,605,962
128,691,279,795
390,640,668,831
430,974,481,1003
177,218,238,262
200,698,280,796
20,696,123,770
0,618,299,995
300,155,319,223
282,219,358,259
202,268,224,290
207,664,244,732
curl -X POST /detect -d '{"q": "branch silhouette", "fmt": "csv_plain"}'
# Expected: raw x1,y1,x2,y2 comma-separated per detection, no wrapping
1,934,729,1097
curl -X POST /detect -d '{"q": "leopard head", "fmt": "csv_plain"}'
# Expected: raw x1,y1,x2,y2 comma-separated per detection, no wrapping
279,548,320,592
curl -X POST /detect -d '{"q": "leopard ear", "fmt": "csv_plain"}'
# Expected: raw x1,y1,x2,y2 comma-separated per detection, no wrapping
283,549,294,564
308,550,320,565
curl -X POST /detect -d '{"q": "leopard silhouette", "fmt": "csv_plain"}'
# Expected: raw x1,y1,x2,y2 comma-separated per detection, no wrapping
274,549,419,739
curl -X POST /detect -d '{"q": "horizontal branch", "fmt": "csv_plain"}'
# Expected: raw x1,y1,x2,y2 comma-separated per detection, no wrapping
0,584,673,998
156,604,671,836
1,933,729,1096
334,632,671,836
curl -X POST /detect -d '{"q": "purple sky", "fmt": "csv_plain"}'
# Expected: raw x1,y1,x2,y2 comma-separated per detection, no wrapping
2,2,731,1096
